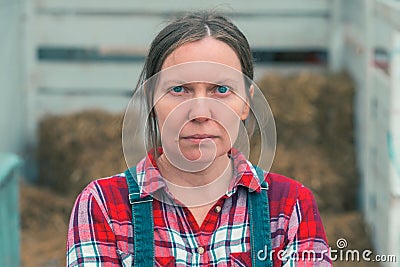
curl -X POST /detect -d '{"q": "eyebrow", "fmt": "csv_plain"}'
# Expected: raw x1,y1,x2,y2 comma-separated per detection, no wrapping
214,79,243,85
158,80,188,89
160,79,242,87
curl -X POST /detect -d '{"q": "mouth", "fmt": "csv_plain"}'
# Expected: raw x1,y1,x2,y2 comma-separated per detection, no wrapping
181,134,218,143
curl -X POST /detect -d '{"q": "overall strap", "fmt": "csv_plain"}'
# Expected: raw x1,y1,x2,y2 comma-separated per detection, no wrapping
124,167,154,267
248,165,273,267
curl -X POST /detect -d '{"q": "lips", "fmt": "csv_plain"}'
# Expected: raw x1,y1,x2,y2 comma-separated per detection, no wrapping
183,134,216,139
181,134,218,143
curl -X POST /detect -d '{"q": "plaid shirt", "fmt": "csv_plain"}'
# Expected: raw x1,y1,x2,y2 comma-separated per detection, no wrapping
67,149,331,266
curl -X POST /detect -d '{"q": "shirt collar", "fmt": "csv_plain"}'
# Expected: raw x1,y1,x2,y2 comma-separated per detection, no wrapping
135,148,263,199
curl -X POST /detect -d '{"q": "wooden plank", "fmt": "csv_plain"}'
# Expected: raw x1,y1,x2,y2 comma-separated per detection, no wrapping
0,154,21,267
24,0,41,147
388,200,400,262
35,0,330,15
35,94,130,116
388,130,400,196
374,16,394,52
391,31,400,112
0,0,22,7
343,0,368,32
372,165,391,254
36,14,330,49
344,40,368,186
0,0,25,154
235,16,329,49
389,31,400,197
375,0,400,30
36,14,164,48
328,0,344,71
371,68,390,138
344,0,373,220
343,23,368,56
344,41,367,87
37,62,144,92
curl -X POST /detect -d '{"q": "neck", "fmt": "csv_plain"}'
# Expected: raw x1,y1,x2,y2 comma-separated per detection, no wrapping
156,153,233,207
157,153,231,187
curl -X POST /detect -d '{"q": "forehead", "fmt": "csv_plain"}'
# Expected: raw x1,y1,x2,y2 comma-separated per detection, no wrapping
155,62,246,92
161,37,242,72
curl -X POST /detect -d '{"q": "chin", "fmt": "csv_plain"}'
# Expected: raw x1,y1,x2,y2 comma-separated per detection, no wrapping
180,146,230,163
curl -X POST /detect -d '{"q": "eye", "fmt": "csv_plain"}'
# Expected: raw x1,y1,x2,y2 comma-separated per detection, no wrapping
216,85,230,94
171,86,184,94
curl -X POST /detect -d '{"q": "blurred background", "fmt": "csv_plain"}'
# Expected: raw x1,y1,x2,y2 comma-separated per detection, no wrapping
1,0,400,266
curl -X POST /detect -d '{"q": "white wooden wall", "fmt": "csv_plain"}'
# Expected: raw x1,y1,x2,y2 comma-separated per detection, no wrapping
0,0,24,153
343,0,400,264
370,1,400,262
23,0,337,147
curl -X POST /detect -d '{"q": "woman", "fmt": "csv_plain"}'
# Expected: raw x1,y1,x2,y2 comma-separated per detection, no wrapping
67,12,332,266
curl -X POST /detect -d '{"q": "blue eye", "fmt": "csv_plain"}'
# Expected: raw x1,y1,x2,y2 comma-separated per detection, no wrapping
171,86,184,93
217,85,230,94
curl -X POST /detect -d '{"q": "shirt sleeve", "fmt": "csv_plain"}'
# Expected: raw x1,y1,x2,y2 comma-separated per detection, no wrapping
66,182,120,266
281,185,332,266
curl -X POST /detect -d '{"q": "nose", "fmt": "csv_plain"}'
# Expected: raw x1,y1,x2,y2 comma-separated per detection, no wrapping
188,97,212,122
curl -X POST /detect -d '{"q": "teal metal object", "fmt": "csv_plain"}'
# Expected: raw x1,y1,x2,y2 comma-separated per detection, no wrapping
0,154,22,267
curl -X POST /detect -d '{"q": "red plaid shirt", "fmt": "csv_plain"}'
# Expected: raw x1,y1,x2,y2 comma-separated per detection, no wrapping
67,149,331,266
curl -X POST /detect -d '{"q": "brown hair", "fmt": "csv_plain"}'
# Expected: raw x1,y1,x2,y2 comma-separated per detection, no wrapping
134,11,255,154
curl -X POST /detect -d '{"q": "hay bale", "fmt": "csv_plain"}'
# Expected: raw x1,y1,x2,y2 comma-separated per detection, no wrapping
37,72,358,209
252,71,358,212
270,144,353,212
257,71,327,146
38,110,127,195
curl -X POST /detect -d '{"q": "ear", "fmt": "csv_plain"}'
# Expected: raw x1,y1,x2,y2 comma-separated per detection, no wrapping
240,84,254,120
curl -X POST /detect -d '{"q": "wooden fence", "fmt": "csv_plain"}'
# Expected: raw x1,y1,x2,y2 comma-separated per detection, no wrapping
0,0,24,154
342,0,400,264
0,153,21,267
0,0,24,264
22,0,339,148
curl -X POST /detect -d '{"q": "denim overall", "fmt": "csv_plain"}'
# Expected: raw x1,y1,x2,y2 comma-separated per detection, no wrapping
125,166,273,267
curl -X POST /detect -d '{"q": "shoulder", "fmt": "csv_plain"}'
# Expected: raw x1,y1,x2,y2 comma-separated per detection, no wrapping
79,173,127,197
264,172,317,217
73,173,130,216
265,172,312,198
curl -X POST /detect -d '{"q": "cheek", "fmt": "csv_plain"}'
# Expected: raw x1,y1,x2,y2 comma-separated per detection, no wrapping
212,114,241,146
155,100,190,139
215,99,245,125
154,99,175,128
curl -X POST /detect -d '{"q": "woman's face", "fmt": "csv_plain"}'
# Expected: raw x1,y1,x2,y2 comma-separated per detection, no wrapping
153,37,251,169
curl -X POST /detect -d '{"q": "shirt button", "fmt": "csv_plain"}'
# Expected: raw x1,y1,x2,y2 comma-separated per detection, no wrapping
197,246,205,255
214,205,222,213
